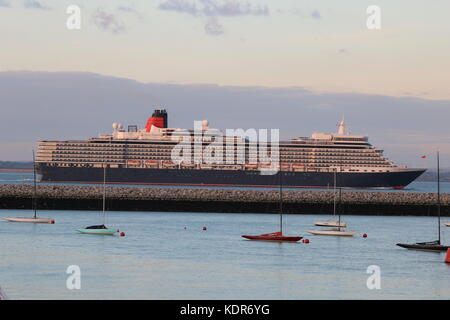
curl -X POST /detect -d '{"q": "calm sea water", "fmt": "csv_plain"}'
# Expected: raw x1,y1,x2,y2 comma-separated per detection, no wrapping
1,209,449,300
0,171,449,193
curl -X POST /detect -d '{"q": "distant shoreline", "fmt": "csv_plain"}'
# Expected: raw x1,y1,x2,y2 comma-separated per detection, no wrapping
0,169,33,173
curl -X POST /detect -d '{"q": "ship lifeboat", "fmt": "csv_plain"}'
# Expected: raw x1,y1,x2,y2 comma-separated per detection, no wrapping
144,160,159,167
292,163,305,171
181,162,195,168
245,163,258,168
279,163,290,170
162,160,177,168
259,163,272,167
127,160,141,167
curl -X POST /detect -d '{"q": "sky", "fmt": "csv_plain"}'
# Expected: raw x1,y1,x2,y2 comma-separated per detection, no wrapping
1,0,450,99
0,0,449,167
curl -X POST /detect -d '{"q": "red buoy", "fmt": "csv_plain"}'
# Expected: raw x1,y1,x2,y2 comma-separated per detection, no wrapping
363,233,368,238
304,239,310,244
202,226,207,231
50,219,55,224
445,248,450,263
120,232,125,237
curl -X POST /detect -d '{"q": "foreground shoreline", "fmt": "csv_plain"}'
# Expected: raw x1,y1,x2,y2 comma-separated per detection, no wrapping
0,184,448,216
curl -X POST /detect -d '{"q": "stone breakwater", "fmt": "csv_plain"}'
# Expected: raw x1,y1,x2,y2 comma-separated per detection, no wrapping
0,184,449,216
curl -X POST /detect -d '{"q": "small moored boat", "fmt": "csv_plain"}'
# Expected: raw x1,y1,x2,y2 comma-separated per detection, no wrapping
77,225,117,235
77,165,119,236
396,240,450,252
314,170,346,228
396,151,449,252
314,220,347,228
242,172,302,243
306,228,356,237
4,217,54,224
3,151,55,224
242,232,302,242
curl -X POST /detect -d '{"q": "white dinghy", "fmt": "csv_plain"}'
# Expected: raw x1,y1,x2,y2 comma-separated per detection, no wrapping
307,227,356,237
3,151,55,224
314,169,346,228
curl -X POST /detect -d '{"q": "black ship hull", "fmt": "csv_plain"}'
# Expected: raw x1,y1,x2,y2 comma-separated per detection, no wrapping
36,164,425,189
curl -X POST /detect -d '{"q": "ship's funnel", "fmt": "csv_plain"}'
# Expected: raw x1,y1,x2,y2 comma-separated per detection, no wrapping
145,109,168,132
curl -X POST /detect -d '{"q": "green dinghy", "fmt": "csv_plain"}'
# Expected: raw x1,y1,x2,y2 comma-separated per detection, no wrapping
77,225,117,235
78,166,119,236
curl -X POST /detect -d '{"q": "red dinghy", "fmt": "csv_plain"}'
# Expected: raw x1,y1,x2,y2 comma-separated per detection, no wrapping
242,232,302,242
242,172,303,243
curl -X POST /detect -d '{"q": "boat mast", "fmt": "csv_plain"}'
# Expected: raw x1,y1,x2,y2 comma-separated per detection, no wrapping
279,170,283,234
437,151,441,244
103,164,106,226
32,150,37,219
338,187,343,231
333,169,337,218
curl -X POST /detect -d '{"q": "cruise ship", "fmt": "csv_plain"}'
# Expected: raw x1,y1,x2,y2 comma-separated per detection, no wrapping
36,109,425,189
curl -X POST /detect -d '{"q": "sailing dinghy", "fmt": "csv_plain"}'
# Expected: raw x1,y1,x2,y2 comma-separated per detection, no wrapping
397,151,449,252
77,224,117,235
307,188,356,237
3,151,55,224
306,227,356,237
76,165,118,236
4,217,55,223
314,170,346,228
242,171,302,242
242,232,303,242
314,220,347,228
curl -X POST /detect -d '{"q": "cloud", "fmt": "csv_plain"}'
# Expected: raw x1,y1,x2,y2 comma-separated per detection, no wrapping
291,8,323,20
159,0,270,17
158,0,270,35
0,0,11,8
200,0,269,17
117,5,143,19
92,8,126,34
204,17,224,35
159,0,199,16
23,0,50,10
310,9,321,20
338,48,350,55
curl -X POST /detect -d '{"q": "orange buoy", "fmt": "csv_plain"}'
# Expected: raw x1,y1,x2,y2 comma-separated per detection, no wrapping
445,248,450,263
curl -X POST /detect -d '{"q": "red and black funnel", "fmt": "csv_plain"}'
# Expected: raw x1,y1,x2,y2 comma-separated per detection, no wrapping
145,109,168,132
